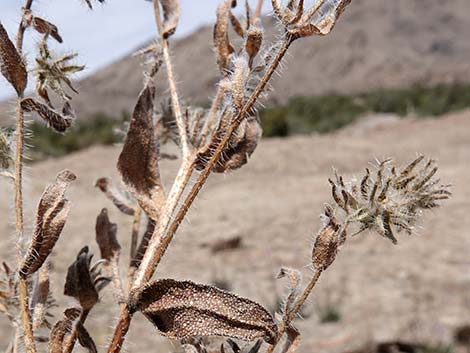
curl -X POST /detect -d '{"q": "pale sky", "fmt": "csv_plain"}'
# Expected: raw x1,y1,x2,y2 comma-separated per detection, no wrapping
0,0,270,99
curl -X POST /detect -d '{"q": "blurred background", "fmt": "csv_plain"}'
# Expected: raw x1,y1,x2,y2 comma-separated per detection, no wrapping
0,0,469,352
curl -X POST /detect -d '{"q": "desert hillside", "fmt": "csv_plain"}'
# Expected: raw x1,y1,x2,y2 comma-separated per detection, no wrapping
1,0,470,124
0,110,468,352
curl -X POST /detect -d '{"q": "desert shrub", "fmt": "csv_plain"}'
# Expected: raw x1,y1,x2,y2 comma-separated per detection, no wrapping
0,1,453,353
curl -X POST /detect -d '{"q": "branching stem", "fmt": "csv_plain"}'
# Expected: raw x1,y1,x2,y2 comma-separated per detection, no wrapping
153,0,190,157
63,309,90,353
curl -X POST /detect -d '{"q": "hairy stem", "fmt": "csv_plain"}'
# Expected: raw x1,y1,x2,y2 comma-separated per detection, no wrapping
15,1,35,352
63,309,90,353
153,0,190,157
106,33,294,353
129,207,141,268
266,269,323,353
18,278,36,353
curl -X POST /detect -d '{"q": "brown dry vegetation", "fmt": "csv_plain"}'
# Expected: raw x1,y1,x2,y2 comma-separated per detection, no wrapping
0,109,468,352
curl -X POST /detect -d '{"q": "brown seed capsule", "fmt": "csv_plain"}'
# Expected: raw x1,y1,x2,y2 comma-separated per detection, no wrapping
30,14,63,43
0,22,27,95
312,222,339,271
20,170,76,277
64,246,110,310
21,98,74,133
117,83,165,220
95,208,120,261
129,279,278,343
214,0,235,73
245,26,263,67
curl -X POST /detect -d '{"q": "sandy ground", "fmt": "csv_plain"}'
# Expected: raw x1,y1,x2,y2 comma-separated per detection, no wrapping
0,111,469,352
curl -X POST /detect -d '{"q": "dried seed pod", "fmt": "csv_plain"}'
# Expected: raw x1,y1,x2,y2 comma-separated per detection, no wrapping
76,321,98,353
294,0,352,37
231,56,250,111
21,97,73,133
28,13,63,43
214,0,235,74
49,308,81,353
20,170,76,277
312,220,340,271
95,177,136,216
117,83,165,220
64,246,110,310
0,22,27,95
129,279,278,343
95,208,120,261
245,26,263,67
230,12,245,37
160,0,180,39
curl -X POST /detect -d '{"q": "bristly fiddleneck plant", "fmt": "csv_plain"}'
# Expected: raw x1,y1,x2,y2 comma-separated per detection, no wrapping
0,1,451,353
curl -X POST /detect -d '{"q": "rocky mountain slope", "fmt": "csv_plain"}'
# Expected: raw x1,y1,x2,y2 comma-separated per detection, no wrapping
1,0,470,124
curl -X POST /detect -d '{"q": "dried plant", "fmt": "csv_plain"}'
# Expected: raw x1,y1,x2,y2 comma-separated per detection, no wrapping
0,1,453,353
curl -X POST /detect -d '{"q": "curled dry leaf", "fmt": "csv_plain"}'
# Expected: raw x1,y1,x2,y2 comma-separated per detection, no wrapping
117,83,165,220
64,246,110,310
23,11,63,43
160,0,180,39
294,0,352,37
76,321,98,353
95,177,136,216
20,170,76,277
49,308,81,353
95,208,120,261
130,217,156,269
129,279,278,343
21,97,74,133
214,0,235,74
0,22,27,95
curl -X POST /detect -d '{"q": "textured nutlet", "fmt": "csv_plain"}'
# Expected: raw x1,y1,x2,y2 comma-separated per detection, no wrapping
95,208,120,261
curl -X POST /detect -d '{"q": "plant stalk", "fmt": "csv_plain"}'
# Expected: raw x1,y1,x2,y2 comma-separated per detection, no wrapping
63,309,90,353
15,1,36,352
18,278,36,353
106,34,294,353
265,269,324,353
153,0,190,158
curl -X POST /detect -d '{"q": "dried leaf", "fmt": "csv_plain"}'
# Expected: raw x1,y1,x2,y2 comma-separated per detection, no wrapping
49,308,80,353
129,279,278,343
20,170,76,277
31,264,51,330
281,326,301,353
31,16,63,43
21,98,74,133
76,322,98,353
95,177,136,216
95,208,120,261
160,0,180,39
295,0,351,37
214,0,235,74
117,83,165,220
130,217,156,269
64,246,109,310
0,22,27,95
